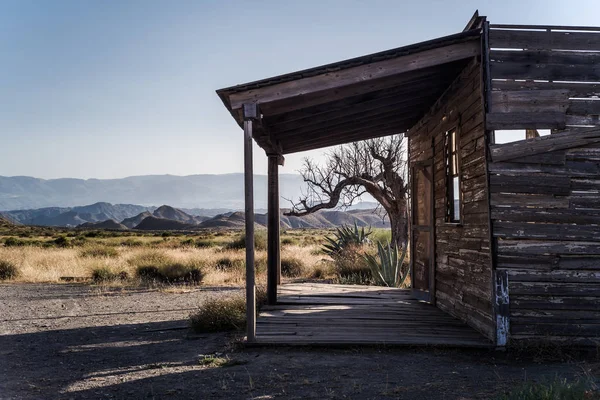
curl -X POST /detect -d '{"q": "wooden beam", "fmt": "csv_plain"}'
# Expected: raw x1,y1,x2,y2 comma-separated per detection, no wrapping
228,41,481,110
274,104,428,138
463,10,481,32
267,156,281,305
270,90,443,135
279,114,413,150
259,63,468,117
243,104,257,342
264,72,453,126
283,125,405,154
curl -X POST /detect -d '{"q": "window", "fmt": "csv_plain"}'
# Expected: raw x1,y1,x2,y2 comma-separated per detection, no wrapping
445,128,461,223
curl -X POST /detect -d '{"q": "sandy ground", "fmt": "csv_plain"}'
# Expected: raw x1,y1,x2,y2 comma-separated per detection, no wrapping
0,283,597,400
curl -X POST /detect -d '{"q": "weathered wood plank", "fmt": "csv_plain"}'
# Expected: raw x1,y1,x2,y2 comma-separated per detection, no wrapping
489,174,571,195
489,161,600,177
489,29,600,51
229,41,481,109
493,221,600,241
497,240,600,256
489,127,600,162
489,90,569,113
491,61,600,82
491,80,600,98
491,207,600,224
509,282,600,296
486,112,566,130
506,268,600,283
490,193,569,208
510,295,600,310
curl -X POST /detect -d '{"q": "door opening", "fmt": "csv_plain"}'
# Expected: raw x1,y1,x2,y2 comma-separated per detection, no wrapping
410,160,435,303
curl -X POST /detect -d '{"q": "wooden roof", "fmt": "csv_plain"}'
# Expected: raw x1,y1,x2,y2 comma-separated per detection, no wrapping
217,28,482,156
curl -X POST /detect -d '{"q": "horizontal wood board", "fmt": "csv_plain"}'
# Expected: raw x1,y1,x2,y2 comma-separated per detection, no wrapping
487,27,600,131
254,283,491,347
489,128,600,344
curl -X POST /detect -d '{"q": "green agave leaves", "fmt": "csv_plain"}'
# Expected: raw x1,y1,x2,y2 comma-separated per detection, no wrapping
364,241,408,288
322,222,372,257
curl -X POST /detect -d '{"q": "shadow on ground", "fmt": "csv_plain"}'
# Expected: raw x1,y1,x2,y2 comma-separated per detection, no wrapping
1,318,595,400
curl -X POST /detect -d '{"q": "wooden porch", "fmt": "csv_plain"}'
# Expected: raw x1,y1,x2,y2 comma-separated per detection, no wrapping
254,283,492,347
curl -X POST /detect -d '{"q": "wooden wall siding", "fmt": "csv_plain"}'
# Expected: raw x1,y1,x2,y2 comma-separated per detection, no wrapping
409,59,495,340
486,26,600,131
489,127,600,345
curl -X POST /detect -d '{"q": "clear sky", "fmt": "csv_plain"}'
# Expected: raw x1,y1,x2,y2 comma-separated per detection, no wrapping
1,0,598,179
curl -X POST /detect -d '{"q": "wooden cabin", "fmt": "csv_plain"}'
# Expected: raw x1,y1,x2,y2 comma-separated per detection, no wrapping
216,12,600,347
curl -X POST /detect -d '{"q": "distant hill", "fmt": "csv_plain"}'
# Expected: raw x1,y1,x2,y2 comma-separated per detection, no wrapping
3,202,152,227
152,205,207,224
201,209,389,230
77,219,128,230
0,174,306,211
0,215,16,227
134,216,196,231
121,211,153,229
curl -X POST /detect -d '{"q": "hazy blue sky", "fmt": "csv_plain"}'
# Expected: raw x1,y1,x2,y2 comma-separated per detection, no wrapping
1,0,598,179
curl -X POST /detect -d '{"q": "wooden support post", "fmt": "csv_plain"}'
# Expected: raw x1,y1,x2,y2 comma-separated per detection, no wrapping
267,155,281,305
243,104,258,343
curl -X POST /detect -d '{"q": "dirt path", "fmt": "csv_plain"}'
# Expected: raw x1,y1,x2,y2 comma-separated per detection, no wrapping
0,284,596,399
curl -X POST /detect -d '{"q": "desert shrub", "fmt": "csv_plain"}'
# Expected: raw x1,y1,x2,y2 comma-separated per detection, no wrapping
331,244,373,285
496,377,597,400
226,230,267,251
71,236,87,246
180,238,195,247
53,235,70,248
215,257,244,271
132,251,204,284
120,238,144,247
308,263,333,279
189,289,266,333
322,223,372,257
281,257,304,277
91,267,128,283
79,246,119,258
4,237,26,247
0,260,19,280
281,237,297,246
196,238,218,248
83,231,101,238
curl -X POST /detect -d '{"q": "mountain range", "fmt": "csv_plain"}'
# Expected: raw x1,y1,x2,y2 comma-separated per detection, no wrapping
0,174,306,211
1,203,389,230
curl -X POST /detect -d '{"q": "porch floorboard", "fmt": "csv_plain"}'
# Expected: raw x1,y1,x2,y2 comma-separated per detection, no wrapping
254,283,492,347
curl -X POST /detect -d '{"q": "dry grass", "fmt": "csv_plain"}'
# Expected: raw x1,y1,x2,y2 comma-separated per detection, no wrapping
0,241,330,286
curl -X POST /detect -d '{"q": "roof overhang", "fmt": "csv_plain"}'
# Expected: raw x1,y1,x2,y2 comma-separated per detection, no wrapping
217,28,482,156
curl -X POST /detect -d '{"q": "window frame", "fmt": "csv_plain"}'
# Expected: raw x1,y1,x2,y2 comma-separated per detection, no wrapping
444,127,462,224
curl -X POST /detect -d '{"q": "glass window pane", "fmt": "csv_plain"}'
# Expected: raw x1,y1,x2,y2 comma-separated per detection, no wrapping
451,130,456,152
453,177,460,220
452,154,458,174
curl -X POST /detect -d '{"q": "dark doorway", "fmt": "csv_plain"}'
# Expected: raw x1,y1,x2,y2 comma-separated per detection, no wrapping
410,160,435,303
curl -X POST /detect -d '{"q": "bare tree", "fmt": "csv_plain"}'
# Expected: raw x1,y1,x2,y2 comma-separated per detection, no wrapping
285,134,408,247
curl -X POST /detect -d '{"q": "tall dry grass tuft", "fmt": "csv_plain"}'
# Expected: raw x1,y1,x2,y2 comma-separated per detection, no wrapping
0,239,330,285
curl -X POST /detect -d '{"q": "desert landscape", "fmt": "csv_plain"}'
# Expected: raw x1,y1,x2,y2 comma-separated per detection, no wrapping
0,215,598,399
3,1,600,399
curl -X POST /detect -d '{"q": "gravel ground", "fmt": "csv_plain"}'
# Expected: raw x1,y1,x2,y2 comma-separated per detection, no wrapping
0,283,597,400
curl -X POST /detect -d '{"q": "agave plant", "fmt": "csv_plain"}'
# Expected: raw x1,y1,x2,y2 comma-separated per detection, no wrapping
364,241,409,288
322,222,372,257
